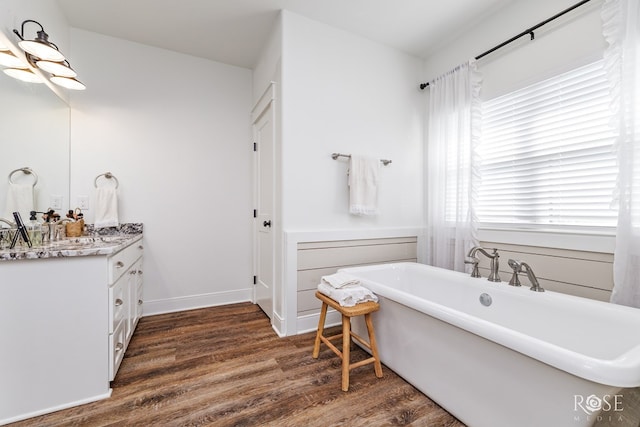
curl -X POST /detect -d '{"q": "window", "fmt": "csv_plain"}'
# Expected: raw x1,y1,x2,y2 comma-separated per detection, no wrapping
477,60,617,230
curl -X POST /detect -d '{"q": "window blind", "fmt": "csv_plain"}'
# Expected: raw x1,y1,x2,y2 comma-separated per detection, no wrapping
477,60,618,229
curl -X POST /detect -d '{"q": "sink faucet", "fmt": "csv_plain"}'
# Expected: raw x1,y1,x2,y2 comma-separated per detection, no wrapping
0,218,16,228
466,246,501,282
508,259,544,292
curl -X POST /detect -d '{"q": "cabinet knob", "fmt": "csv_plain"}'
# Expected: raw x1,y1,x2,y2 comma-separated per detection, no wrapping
115,261,124,268
137,270,143,275
115,298,124,307
115,342,124,352
138,299,143,305
138,245,143,250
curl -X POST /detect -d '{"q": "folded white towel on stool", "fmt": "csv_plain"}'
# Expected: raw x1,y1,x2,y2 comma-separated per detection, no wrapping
348,155,380,216
318,282,378,307
321,272,361,289
5,183,34,220
94,187,119,229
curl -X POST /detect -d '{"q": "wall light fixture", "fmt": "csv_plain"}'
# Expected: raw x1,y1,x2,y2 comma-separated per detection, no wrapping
10,19,85,90
0,47,27,68
3,67,44,83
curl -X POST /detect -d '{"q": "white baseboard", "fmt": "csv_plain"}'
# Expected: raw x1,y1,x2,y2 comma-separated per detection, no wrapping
296,309,342,335
1,391,112,426
271,311,286,337
143,288,253,316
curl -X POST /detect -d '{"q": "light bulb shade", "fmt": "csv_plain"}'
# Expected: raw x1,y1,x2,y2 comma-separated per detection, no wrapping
0,50,27,68
36,60,77,77
50,75,86,90
4,68,44,83
19,38,65,62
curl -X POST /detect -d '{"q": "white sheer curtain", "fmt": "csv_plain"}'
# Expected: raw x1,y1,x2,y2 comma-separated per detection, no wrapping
603,0,640,307
425,61,481,272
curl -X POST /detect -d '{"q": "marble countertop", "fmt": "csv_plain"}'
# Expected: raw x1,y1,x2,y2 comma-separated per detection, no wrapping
0,224,143,261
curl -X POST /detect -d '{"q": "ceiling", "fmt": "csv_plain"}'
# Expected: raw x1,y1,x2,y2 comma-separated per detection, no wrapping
57,0,513,69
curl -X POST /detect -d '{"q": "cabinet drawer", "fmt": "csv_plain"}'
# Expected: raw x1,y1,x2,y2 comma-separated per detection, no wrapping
109,319,127,381
108,238,144,284
109,275,126,333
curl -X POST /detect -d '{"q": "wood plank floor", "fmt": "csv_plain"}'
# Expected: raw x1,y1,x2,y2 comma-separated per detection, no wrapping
10,303,464,426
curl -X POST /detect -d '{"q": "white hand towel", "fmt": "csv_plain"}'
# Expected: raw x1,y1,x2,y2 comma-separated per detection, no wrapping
317,282,378,307
94,187,119,229
321,272,361,289
4,183,34,220
348,155,380,216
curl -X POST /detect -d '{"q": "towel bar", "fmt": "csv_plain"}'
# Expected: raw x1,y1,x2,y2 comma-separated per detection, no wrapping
94,172,119,189
8,167,38,186
331,153,392,166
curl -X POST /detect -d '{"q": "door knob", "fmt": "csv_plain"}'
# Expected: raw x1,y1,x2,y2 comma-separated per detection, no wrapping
263,220,271,228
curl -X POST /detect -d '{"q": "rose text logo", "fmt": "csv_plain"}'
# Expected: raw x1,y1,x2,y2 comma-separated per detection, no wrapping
574,394,623,415
573,394,625,424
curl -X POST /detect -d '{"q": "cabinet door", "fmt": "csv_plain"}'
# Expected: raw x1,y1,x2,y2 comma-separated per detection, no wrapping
126,257,143,340
132,258,143,329
109,320,127,381
109,274,127,334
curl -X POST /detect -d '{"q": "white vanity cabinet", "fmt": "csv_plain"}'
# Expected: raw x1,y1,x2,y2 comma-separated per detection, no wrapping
108,240,144,380
0,235,143,425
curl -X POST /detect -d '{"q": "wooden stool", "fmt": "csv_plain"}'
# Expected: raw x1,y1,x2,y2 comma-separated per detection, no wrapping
312,291,383,391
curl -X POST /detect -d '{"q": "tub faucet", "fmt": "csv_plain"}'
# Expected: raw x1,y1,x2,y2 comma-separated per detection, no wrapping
507,259,522,287
508,259,544,292
466,246,501,282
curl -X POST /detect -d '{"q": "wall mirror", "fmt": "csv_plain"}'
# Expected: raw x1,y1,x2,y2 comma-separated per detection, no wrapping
0,58,70,221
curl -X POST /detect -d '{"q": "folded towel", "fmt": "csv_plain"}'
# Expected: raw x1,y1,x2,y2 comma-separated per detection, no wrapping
321,273,361,289
317,282,378,307
348,155,380,216
4,183,34,220
94,187,119,229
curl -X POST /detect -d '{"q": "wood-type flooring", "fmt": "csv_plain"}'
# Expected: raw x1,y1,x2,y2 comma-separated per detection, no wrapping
10,303,464,426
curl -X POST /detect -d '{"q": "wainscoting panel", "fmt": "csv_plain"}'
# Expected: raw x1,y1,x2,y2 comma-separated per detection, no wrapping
478,241,614,302
297,237,417,318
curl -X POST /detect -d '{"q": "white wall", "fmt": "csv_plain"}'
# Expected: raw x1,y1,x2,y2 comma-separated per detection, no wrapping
422,0,605,91
276,11,424,335
68,29,254,314
281,10,424,231
253,13,282,102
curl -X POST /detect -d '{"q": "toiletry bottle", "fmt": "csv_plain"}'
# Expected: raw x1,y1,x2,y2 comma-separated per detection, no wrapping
27,211,43,247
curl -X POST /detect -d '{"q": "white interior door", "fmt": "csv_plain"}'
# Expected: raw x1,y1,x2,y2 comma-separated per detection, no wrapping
253,98,274,319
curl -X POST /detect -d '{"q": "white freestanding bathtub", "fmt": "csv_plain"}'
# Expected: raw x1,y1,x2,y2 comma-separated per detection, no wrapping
340,262,640,427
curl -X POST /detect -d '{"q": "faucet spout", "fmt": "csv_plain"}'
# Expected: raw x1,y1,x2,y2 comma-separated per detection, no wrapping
466,246,501,282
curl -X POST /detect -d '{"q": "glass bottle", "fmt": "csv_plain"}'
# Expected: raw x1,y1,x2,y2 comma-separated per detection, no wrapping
27,211,43,247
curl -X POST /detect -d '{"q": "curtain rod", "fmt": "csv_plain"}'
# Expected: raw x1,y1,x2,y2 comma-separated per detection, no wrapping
419,0,594,90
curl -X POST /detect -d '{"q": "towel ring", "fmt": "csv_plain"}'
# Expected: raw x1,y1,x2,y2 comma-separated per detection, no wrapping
8,167,38,186
94,172,119,189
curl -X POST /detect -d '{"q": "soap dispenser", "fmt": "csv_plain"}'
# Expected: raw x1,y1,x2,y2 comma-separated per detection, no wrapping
27,211,43,247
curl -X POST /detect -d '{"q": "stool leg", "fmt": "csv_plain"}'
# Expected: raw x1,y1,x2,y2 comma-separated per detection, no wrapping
341,315,351,391
365,313,383,378
313,302,328,358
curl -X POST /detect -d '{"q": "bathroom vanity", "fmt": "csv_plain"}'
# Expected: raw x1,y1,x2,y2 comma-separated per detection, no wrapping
0,227,143,425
